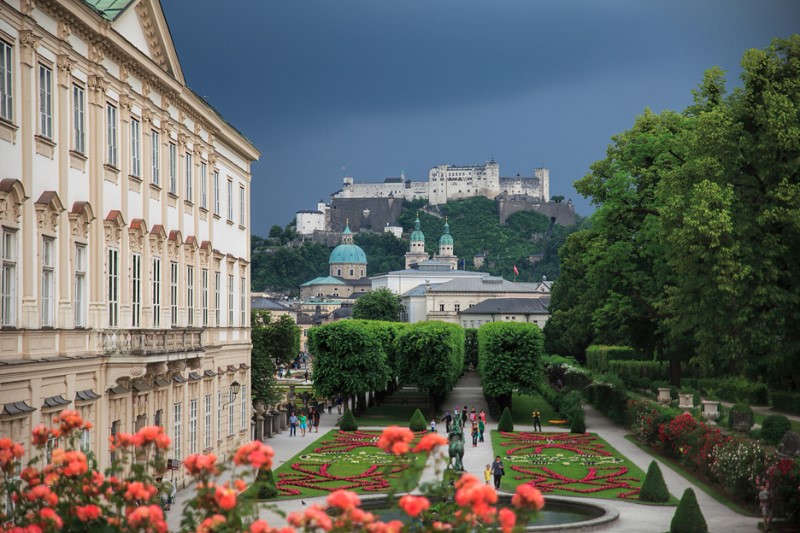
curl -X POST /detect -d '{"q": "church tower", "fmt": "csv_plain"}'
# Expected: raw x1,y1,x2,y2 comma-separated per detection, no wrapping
404,214,430,269
434,218,458,270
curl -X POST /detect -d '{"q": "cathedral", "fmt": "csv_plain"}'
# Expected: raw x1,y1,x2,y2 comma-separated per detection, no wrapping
405,215,459,271
299,223,371,300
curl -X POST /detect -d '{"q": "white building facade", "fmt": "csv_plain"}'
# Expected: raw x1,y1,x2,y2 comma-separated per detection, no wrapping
0,0,259,484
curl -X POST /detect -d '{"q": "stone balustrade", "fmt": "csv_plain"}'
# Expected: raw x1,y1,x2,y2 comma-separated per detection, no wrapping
98,328,204,356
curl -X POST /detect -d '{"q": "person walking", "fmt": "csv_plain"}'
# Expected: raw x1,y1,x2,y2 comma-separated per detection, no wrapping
313,407,321,433
471,422,479,447
478,417,485,443
299,412,307,437
479,409,486,423
491,456,505,490
470,407,477,423
156,476,176,511
336,395,343,414
532,410,542,432
759,484,772,531
289,412,298,437
461,405,468,427
441,411,452,433
430,418,437,432
484,464,492,486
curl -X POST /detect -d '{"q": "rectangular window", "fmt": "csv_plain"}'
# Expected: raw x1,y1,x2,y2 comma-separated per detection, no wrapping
228,389,234,436
130,119,141,177
213,172,220,215
72,85,85,153
152,257,161,327
187,265,194,327
454,304,460,312
131,253,141,328
228,274,234,325
439,304,445,312
185,152,193,202
106,104,117,167
0,39,12,121
204,394,212,450
170,261,178,326
151,131,160,186
200,162,207,209
173,402,182,460
240,384,247,431
108,248,119,327
214,271,221,326
39,64,52,138
80,428,90,453
239,186,245,226
240,276,246,326
202,269,208,326
110,420,118,463
1,229,17,327
74,244,86,327
189,399,197,455
217,390,222,441
168,142,177,194
227,180,233,221
41,238,54,327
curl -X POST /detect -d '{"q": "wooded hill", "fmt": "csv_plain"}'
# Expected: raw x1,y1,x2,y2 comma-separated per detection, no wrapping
251,196,582,294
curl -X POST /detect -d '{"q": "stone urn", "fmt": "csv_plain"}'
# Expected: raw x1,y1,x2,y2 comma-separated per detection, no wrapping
254,400,267,417
701,400,719,422
730,410,754,432
678,394,694,412
657,387,672,404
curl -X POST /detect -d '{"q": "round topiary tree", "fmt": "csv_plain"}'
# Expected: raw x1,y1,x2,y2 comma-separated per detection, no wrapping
339,408,358,431
498,406,514,432
639,460,670,503
761,414,791,445
409,409,428,432
670,488,708,533
256,468,278,500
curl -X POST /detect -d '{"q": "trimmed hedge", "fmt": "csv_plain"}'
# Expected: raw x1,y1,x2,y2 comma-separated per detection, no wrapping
670,488,708,533
691,377,769,405
585,345,639,372
256,468,278,499
583,375,630,425
409,409,428,432
340,408,358,431
770,390,800,415
639,461,670,503
761,415,791,445
498,407,514,432
608,360,669,383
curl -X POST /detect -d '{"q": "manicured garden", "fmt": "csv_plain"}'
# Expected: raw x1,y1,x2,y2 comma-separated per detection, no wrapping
491,430,673,504
270,429,427,499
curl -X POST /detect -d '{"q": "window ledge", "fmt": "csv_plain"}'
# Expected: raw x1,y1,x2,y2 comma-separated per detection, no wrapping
184,200,194,207
238,224,246,231
213,213,221,220
226,219,234,226
199,206,208,213
35,135,56,159
167,192,179,200
0,118,17,143
149,182,162,192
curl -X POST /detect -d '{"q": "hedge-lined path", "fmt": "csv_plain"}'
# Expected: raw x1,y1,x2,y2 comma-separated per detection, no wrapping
718,400,800,424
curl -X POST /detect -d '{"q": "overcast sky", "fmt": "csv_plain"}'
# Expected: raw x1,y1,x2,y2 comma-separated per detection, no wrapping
162,0,799,236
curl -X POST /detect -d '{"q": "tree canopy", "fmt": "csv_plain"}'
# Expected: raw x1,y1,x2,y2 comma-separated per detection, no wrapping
251,310,301,403
351,287,403,321
478,322,545,409
545,35,800,388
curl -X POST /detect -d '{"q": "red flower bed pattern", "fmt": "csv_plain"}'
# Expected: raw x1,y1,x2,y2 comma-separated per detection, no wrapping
276,430,424,496
498,432,641,500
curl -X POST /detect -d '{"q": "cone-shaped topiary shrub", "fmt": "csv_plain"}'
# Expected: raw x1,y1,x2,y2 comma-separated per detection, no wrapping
670,488,708,533
339,408,358,431
570,410,586,434
639,460,670,503
256,468,278,500
498,406,514,431
409,409,428,431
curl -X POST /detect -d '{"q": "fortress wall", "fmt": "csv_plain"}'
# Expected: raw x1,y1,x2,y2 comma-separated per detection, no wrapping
498,197,576,226
329,197,405,233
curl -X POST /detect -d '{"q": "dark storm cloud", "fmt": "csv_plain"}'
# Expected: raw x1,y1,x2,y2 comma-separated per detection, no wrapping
162,0,800,233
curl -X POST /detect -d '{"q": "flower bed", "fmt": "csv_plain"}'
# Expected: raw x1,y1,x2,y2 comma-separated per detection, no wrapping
493,431,656,503
273,429,428,498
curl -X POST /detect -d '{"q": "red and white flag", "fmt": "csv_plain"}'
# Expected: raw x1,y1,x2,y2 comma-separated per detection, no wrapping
513,264,519,276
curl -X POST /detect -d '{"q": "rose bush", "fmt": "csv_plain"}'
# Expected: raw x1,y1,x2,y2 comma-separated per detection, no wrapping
0,412,543,532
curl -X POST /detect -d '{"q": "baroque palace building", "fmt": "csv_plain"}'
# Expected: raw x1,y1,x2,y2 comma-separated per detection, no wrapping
0,0,259,485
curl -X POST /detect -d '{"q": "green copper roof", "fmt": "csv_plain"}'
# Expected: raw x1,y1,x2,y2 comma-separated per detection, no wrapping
439,221,453,246
342,224,352,235
329,244,367,265
80,0,136,21
410,216,425,242
300,276,346,287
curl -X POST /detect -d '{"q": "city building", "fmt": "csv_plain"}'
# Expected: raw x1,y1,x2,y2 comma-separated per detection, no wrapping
0,0,259,485
458,297,550,329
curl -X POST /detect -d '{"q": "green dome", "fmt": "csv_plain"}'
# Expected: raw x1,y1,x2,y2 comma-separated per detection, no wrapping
439,221,453,246
410,216,425,242
329,244,367,265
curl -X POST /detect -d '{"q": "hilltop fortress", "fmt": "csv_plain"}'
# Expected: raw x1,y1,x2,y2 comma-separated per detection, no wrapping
296,160,574,235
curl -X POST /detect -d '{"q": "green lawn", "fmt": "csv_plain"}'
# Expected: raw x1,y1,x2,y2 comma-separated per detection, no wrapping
491,430,676,505
509,392,560,427
356,404,431,426
267,429,427,500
